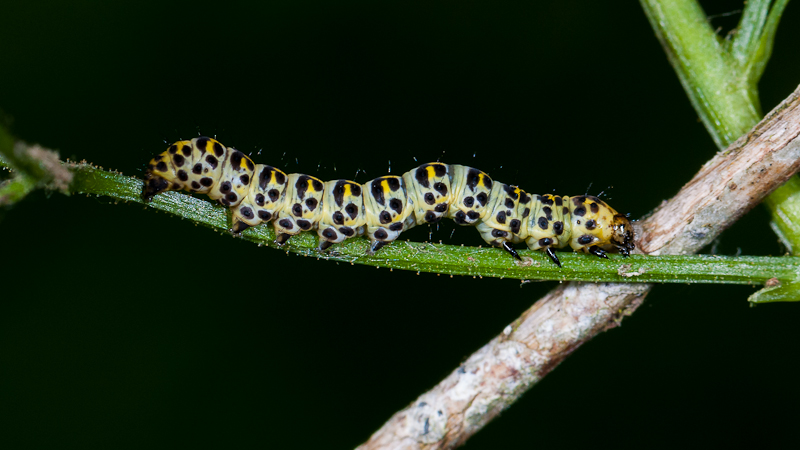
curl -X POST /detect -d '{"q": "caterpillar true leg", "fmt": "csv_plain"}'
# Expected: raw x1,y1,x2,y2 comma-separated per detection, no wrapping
588,245,609,259
544,247,562,268
501,242,522,261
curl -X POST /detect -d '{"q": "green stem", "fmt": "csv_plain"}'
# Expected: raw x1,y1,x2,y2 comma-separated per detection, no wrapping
640,0,761,148
765,176,800,254
641,0,800,255
3,152,797,288
44,161,800,287
0,174,37,205
0,126,72,205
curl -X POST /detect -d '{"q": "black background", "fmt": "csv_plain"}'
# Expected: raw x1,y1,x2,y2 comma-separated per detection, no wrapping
1,1,799,448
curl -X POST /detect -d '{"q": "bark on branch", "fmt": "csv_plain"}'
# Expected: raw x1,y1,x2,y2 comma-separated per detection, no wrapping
639,86,800,254
357,84,800,450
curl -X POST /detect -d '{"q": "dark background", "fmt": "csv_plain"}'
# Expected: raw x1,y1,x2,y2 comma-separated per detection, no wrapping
1,1,799,448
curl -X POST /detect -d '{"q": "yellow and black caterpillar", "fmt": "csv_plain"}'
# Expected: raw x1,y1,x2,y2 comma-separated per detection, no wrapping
142,137,635,267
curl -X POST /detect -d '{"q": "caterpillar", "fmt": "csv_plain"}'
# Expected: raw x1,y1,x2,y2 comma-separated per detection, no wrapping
142,136,635,267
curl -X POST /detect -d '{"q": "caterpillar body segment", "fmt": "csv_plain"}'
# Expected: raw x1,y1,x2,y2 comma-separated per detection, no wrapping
142,139,192,198
317,180,367,251
273,174,325,244
143,137,231,201
403,163,453,225
210,147,256,208
474,183,532,261
446,165,493,226
230,164,289,233
363,176,415,254
522,194,570,266
142,137,635,265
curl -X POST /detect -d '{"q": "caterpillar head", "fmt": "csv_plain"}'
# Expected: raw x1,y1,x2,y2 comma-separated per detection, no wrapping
608,213,635,255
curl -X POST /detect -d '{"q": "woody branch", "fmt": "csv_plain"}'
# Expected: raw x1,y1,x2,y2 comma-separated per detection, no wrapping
357,84,800,450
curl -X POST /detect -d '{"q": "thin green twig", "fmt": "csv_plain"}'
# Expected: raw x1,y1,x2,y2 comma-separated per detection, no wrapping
24,160,795,287
0,127,71,205
640,0,799,302
641,0,799,258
